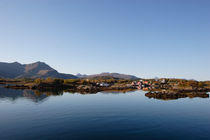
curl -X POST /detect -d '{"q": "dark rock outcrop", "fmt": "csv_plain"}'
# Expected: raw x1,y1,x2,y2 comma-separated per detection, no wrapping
145,90,209,100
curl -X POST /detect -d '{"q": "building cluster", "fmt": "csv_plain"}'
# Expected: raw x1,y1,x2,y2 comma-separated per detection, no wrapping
96,82,110,87
131,79,169,90
131,80,152,89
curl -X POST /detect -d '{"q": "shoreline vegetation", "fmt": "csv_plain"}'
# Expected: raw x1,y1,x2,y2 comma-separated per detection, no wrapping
1,78,136,93
1,77,210,100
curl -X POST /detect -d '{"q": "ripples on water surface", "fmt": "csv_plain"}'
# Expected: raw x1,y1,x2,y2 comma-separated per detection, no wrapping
0,86,210,140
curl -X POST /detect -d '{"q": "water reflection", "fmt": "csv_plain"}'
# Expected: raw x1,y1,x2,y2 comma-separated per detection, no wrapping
0,85,209,103
0,88,49,103
0,86,98,103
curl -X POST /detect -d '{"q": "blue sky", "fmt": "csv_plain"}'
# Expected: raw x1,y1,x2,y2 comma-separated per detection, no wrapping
0,0,209,80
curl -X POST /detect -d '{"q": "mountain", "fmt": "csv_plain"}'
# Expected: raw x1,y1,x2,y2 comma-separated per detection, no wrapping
0,61,140,80
76,73,88,78
80,72,140,80
0,61,77,79
0,62,24,78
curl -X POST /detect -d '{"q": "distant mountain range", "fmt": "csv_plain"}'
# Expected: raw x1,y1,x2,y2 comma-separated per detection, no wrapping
0,61,140,80
0,61,77,79
77,72,140,80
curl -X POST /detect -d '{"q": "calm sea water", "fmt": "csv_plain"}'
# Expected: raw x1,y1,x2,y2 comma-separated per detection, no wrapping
0,85,210,140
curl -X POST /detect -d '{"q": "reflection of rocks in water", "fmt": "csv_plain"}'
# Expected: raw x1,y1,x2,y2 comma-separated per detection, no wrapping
22,90,49,103
64,88,137,94
34,89,64,96
64,89,97,95
145,90,209,100
101,89,137,94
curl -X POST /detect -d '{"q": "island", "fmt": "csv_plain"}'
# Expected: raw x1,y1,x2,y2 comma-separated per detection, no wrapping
1,77,210,98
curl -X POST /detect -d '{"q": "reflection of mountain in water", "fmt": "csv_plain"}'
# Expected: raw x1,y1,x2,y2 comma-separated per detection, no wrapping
0,86,50,103
145,91,209,100
0,86,98,103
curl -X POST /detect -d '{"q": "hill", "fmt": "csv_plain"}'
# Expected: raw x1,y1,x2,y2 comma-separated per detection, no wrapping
80,72,140,80
0,61,77,79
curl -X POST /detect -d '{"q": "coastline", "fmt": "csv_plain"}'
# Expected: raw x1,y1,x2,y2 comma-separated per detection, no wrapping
1,78,210,99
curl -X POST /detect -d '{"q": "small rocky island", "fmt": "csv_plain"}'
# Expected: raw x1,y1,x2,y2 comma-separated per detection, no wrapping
141,79,210,100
